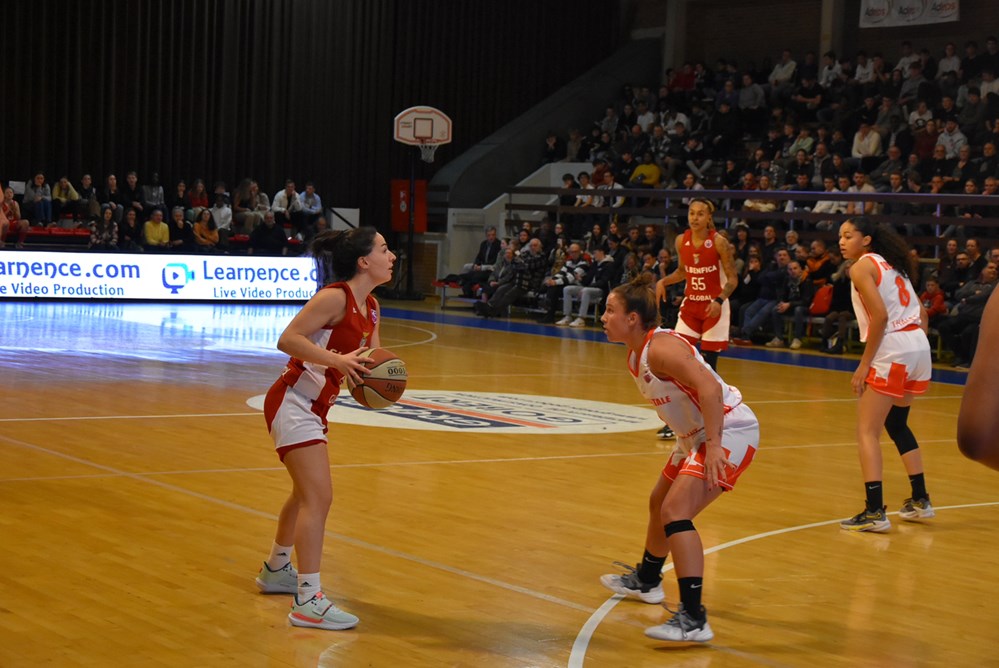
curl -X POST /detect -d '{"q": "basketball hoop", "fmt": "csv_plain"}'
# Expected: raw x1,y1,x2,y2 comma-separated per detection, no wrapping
392,106,452,299
418,140,440,163
394,106,452,163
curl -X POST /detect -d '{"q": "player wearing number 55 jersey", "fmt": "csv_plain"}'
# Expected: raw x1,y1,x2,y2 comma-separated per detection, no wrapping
655,199,737,373
838,217,934,533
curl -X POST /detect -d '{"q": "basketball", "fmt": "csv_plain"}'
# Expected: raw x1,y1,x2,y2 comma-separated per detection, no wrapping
348,348,408,409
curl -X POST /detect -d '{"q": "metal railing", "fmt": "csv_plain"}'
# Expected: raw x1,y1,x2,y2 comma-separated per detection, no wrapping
503,186,999,254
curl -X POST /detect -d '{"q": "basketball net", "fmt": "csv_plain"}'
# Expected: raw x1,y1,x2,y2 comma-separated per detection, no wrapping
418,140,439,163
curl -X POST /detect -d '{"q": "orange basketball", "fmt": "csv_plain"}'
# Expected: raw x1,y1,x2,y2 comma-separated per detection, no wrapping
348,348,407,409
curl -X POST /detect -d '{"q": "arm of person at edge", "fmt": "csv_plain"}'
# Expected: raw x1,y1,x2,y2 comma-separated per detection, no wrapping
957,288,999,470
647,333,734,489
655,235,688,301
276,287,375,386
707,234,738,319
849,257,887,397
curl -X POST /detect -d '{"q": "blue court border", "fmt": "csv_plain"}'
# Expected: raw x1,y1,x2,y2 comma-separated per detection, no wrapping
382,306,969,387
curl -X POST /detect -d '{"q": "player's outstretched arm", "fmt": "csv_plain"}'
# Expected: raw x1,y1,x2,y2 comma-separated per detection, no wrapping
957,288,999,470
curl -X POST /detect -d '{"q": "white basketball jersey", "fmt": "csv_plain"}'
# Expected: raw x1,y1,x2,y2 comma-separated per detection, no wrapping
851,253,921,342
628,329,744,439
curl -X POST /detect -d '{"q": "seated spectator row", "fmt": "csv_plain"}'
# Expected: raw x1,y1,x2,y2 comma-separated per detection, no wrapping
1,173,330,255
456,215,997,372
544,37,999,243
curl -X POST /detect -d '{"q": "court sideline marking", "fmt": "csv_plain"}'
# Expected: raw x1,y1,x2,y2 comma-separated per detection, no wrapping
0,439,959,483
1,430,991,666
0,432,594,614
568,499,999,668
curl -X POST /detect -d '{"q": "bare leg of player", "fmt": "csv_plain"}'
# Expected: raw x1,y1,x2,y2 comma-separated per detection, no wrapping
282,445,333,576
600,475,672,603
279,445,358,630
644,474,724,642
841,389,895,532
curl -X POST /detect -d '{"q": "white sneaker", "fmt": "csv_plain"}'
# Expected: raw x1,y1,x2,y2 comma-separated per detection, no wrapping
569,317,586,327
255,561,298,594
789,338,802,350
289,592,359,630
644,605,714,642
764,337,785,348
555,316,573,326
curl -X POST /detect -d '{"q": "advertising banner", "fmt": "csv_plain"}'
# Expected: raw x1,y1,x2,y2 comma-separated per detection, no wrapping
0,251,317,301
859,0,959,28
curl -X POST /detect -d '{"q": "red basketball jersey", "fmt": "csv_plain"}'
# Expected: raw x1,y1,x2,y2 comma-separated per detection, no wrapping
678,229,724,302
277,282,378,407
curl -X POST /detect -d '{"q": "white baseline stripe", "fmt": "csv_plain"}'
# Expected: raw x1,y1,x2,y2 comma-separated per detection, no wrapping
567,500,999,667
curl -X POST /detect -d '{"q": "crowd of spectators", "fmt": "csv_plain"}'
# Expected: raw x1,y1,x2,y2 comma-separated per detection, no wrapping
0,171,329,256
534,37,999,368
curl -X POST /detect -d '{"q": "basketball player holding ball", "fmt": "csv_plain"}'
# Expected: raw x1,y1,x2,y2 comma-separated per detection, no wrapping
254,227,395,630
653,198,737,439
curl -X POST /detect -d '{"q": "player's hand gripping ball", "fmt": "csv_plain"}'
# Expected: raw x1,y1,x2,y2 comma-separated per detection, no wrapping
348,348,408,409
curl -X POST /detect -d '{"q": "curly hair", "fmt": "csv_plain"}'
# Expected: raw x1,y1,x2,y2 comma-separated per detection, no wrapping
846,216,915,278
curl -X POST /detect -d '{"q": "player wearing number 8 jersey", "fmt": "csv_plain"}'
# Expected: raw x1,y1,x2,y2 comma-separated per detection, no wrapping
838,217,934,533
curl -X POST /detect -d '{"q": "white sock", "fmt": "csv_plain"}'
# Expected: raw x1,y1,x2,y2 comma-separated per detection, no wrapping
297,573,321,601
266,542,293,570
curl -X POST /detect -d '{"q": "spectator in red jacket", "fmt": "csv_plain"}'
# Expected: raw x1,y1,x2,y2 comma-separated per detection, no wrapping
920,277,948,328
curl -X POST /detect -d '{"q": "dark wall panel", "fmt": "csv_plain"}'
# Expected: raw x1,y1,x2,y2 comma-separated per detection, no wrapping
0,0,621,230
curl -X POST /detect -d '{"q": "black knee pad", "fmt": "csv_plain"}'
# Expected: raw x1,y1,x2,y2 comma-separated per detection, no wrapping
664,519,696,537
885,405,919,455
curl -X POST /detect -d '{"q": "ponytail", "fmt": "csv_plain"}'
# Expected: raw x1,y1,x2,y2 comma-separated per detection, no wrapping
609,273,660,330
310,226,378,288
847,216,914,278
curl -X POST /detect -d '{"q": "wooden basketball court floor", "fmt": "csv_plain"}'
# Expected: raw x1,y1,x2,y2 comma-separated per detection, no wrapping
1,299,996,668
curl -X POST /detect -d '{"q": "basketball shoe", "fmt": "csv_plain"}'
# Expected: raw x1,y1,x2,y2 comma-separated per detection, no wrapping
256,561,298,594
899,497,935,520
289,592,359,630
840,506,891,532
599,562,665,603
658,425,675,439
644,604,714,642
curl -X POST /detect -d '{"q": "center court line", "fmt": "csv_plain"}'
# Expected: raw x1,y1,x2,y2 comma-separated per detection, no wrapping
0,433,594,615
0,439,959,483
0,389,964,423
568,499,999,668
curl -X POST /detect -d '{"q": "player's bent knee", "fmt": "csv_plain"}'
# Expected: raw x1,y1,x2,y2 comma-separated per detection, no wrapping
664,519,696,537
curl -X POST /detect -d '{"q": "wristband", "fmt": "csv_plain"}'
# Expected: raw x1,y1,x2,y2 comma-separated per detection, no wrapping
714,297,725,305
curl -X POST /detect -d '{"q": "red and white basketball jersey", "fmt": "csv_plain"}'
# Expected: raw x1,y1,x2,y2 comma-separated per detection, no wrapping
678,229,726,302
851,253,921,342
277,282,378,406
628,328,745,438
